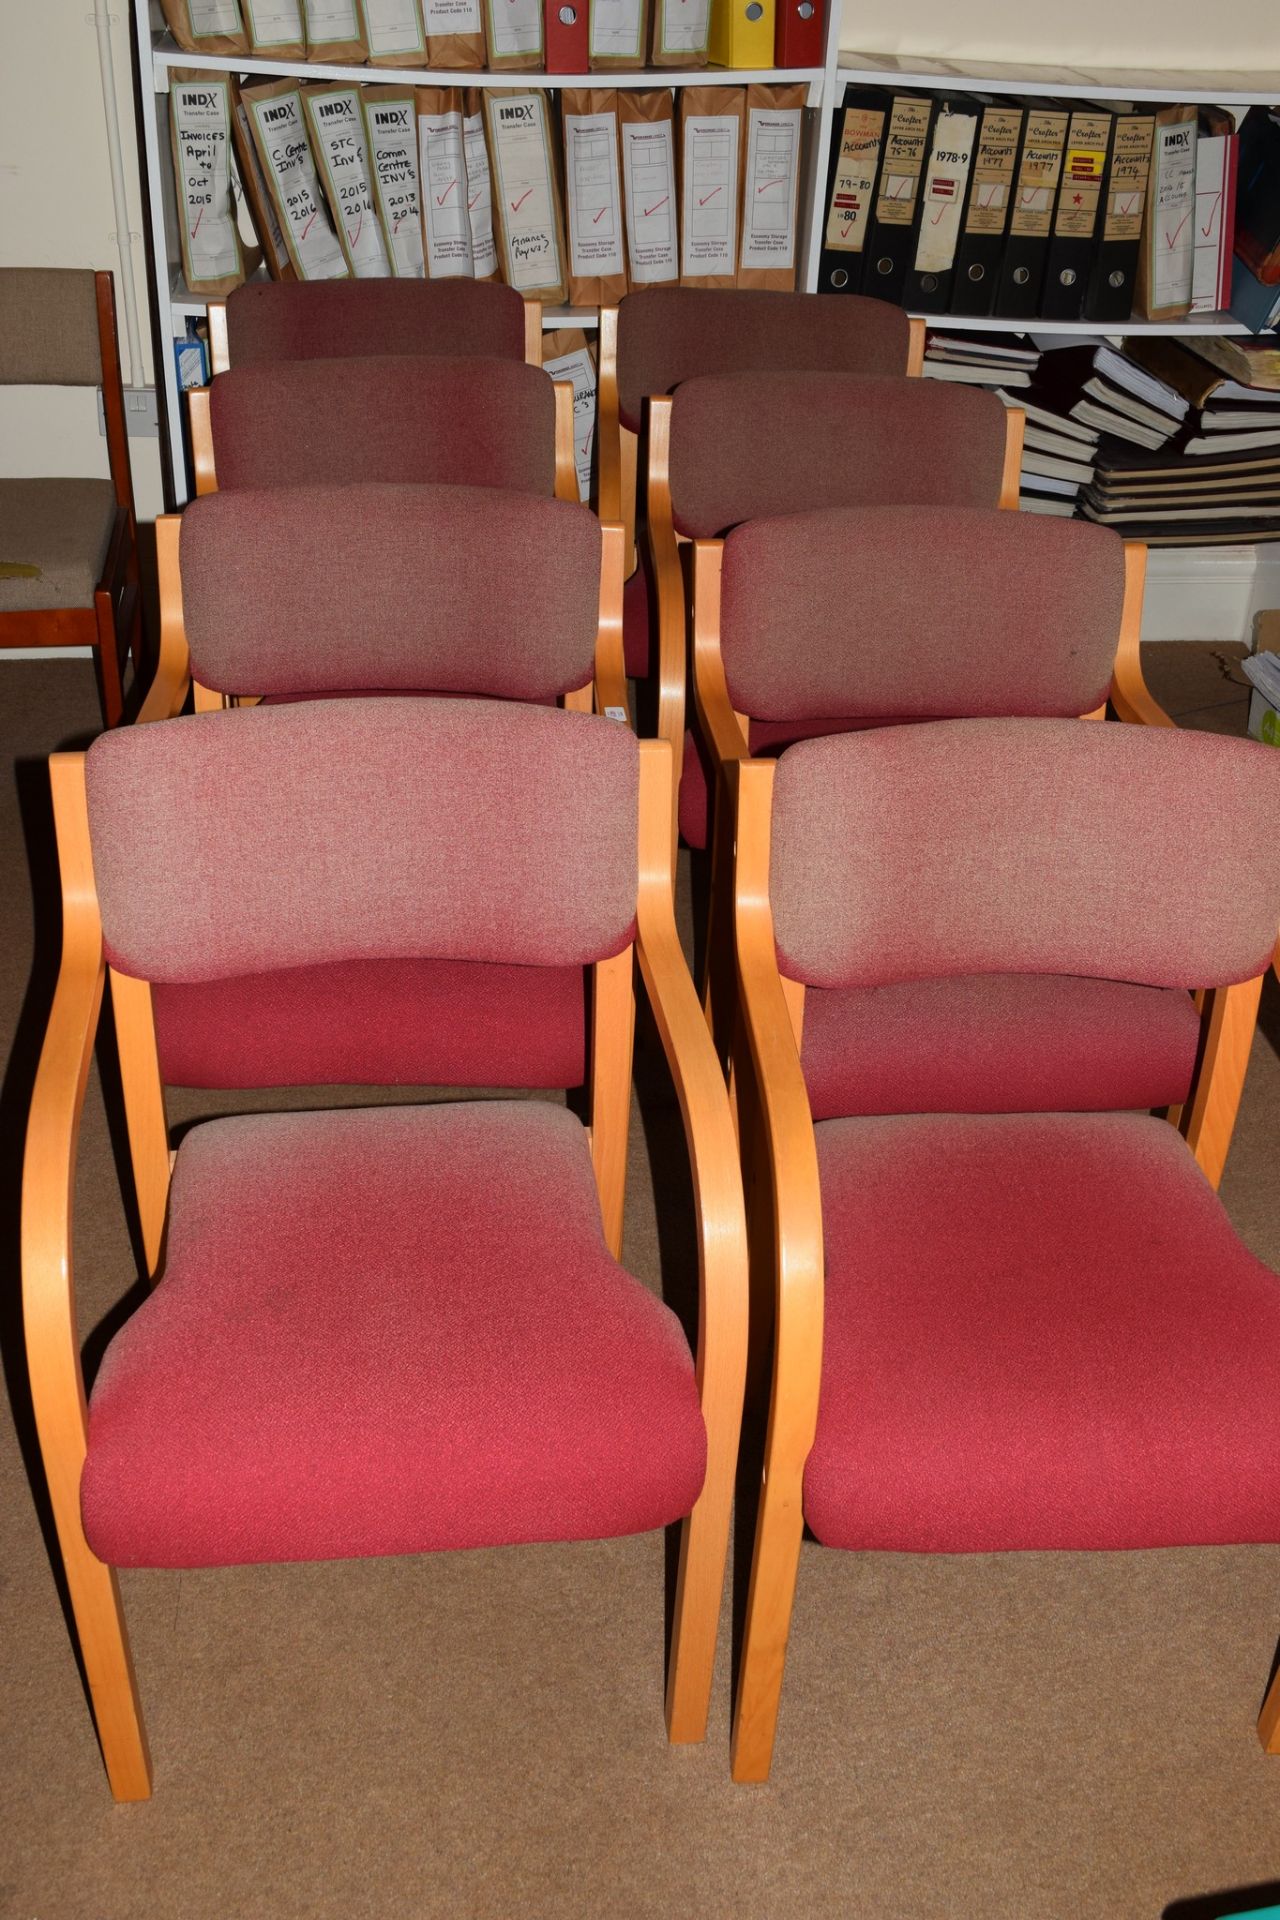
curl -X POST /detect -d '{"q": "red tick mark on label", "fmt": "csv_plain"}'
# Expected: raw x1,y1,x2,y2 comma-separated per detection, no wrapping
1200,188,1222,237
839,223,851,238
643,195,669,217
191,208,204,237
511,188,534,213
592,205,607,223
756,177,785,194
436,180,457,206
698,186,721,206
301,210,318,239
1164,210,1191,249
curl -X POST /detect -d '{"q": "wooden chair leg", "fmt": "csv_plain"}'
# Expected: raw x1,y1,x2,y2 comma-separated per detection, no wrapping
51,1497,152,1799
730,1463,807,1783
1259,1666,1280,1752
700,775,736,1070
93,590,124,729
666,1425,737,1744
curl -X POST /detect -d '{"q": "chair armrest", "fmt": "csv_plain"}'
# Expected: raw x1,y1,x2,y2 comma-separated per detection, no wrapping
1109,541,1174,729
731,758,824,1476
635,741,747,1451
137,515,190,723
594,522,630,724
553,381,580,503
646,396,688,856
597,306,622,523
692,539,749,768
21,755,107,1487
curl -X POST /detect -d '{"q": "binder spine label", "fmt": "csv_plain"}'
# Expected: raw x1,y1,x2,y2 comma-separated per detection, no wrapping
366,97,424,277
565,111,626,280
1054,112,1111,237
620,116,678,282
913,109,977,274
740,105,802,271
1102,115,1154,241
1008,111,1069,236
824,105,884,254
872,95,931,226
962,106,1021,235
1150,118,1197,311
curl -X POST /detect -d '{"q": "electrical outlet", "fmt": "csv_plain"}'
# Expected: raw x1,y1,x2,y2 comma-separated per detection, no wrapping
98,387,159,437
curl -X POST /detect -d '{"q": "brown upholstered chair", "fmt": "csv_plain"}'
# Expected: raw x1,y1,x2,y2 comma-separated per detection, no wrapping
0,269,141,727
727,718,1280,1782
690,505,1168,1043
208,277,543,374
653,369,1024,860
22,700,746,1799
187,354,580,503
141,480,628,725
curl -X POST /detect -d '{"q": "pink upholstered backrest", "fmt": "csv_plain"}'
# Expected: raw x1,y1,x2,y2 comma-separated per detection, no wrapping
720,508,1124,722
86,701,638,982
180,484,599,700
225,278,527,365
209,357,554,494
669,374,1007,538
615,287,909,432
769,720,1280,991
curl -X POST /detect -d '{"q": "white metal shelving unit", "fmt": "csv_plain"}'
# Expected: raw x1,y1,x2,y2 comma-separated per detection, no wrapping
132,0,845,502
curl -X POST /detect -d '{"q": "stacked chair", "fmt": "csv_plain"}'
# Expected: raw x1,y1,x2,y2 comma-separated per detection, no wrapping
20,278,1280,1808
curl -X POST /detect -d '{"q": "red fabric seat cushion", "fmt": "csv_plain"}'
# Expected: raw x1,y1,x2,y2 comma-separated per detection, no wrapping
801,974,1200,1120
151,958,586,1090
805,1112,1280,1553
82,1102,706,1568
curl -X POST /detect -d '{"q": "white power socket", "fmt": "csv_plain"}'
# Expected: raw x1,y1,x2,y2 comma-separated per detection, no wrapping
98,387,159,437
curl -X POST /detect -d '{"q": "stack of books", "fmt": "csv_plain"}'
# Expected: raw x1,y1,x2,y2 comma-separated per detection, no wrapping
921,334,1040,388
1017,342,1188,516
1081,337,1280,545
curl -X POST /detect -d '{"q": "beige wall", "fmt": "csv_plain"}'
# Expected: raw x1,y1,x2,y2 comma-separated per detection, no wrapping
837,0,1279,65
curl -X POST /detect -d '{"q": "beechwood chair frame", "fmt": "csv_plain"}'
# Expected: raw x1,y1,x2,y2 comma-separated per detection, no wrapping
138,506,630,728
187,368,581,508
21,734,748,1800
206,296,545,376
0,270,141,728
693,537,1167,1051
725,748,1276,1785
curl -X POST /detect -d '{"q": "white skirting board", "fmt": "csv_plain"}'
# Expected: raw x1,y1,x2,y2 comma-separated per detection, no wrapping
1142,546,1280,645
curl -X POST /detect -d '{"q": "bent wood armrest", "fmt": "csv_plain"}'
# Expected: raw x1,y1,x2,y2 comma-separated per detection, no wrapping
1181,974,1265,1189
188,387,218,498
998,406,1025,510
553,381,580,502
594,521,630,723
138,515,190,724
635,741,748,1730
597,305,622,523
730,757,825,1778
21,756,106,1522
524,298,543,368
647,396,688,858
1108,544,1173,728
692,539,749,768
636,740,748,1415
906,315,926,378
207,300,230,375
732,758,824,1458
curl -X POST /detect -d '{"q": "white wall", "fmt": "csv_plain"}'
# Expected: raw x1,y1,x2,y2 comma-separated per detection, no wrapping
0,2,164,520
837,0,1280,66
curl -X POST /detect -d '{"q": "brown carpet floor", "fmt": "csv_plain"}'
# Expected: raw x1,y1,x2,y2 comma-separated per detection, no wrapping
3,648,1280,1920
